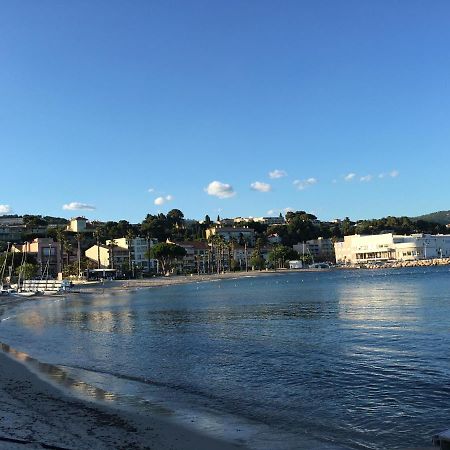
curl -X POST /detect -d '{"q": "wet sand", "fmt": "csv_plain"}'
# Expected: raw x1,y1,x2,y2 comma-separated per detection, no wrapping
0,350,245,450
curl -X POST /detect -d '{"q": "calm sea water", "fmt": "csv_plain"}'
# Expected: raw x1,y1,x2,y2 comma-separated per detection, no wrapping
1,267,450,449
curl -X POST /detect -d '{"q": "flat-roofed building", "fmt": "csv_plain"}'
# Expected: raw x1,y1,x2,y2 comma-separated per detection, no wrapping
205,227,256,246
85,244,129,271
293,237,334,261
67,217,88,233
334,233,450,264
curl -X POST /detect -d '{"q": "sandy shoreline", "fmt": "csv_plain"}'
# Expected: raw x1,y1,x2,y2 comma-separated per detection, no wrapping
0,350,246,450
77,269,288,292
0,271,436,450
0,276,258,450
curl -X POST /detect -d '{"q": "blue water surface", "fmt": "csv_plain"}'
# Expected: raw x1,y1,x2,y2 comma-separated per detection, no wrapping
1,267,450,449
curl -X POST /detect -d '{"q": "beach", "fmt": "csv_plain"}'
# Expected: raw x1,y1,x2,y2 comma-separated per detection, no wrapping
0,269,443,450
0,350,244,450
0,276,259,450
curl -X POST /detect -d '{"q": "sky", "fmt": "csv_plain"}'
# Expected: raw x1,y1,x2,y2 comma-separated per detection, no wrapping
1,0,449,223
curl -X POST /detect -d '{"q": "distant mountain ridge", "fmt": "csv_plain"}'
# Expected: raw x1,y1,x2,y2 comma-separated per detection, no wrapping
414,210,450,225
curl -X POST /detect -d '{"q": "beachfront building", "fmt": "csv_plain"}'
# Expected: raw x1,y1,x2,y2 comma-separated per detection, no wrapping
168,240,210,273
12,238,62,278
205,226,256,246
113,237,158,272
85,244,129,272
334,233,450,264
86,237,158,274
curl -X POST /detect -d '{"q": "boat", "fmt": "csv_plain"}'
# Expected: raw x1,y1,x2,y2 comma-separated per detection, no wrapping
13,290,38,297
0,243,12,295
308,262,331,269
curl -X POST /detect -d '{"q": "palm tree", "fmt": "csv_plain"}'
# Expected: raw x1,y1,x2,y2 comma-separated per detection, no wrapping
108,239,117,270
126,229,135,278
94,227,102,269
55,226,66,275
76,233,84,279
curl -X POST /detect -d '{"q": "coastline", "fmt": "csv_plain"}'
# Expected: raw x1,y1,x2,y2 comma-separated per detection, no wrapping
0,282,254,450
0,349,245,450
0,270,439,450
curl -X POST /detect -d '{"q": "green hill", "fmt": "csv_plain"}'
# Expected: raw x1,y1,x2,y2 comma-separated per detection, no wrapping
414,210,450,225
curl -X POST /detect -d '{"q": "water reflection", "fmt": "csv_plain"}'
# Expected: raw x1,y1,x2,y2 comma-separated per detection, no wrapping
0,342,117,402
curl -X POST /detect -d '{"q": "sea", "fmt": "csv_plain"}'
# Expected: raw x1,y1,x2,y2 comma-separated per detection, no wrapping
1,266,450,449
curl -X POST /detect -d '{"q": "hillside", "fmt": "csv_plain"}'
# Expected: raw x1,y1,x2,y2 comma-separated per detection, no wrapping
414,210,450,225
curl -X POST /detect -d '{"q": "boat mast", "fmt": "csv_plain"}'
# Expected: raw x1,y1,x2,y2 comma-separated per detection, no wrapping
17,245,27,292
0,242,11,289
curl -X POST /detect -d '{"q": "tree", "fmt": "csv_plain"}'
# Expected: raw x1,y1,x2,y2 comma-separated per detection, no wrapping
15,262,38,280
148,243,187,275
167,209,185,229
268,245,298,269
108,239,117,270
126,229,135,278
141,213,168,242
250,249,265,270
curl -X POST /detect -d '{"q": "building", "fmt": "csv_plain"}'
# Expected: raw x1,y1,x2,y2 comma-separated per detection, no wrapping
12,238,62,278
113,237,157,272
289,260,303,269
205,226,256,246
66,217,88,233
334,233,450,264
293,238,335,262
169,241,210,273
85,244,129,272
233,216,285,225
85,237,158,274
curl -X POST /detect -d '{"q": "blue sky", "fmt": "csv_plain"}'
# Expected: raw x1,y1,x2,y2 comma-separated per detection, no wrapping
1,1,449,223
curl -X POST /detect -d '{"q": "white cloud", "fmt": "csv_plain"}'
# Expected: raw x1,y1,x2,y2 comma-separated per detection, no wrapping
0,205,12,214
63,202,96,211
154,195,173,206
293,177,317,190
269,169,287,179
283,207,294,214
148,188,155,193
267,209,276,215
205,181,236,199
390,169,399,178
344,173,356,181
378,173,385,179
250,181,272,192
360,175,373,182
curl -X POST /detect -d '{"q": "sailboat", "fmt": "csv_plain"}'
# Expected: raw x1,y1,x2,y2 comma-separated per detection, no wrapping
0,243,12,295
14,246,39,297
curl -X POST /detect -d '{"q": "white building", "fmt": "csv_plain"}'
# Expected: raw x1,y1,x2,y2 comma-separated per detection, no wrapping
334,233,450,264
111,237,158,271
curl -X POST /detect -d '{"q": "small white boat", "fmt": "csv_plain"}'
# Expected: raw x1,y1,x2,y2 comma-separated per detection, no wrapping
13,291,38,297
308,262,331,269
